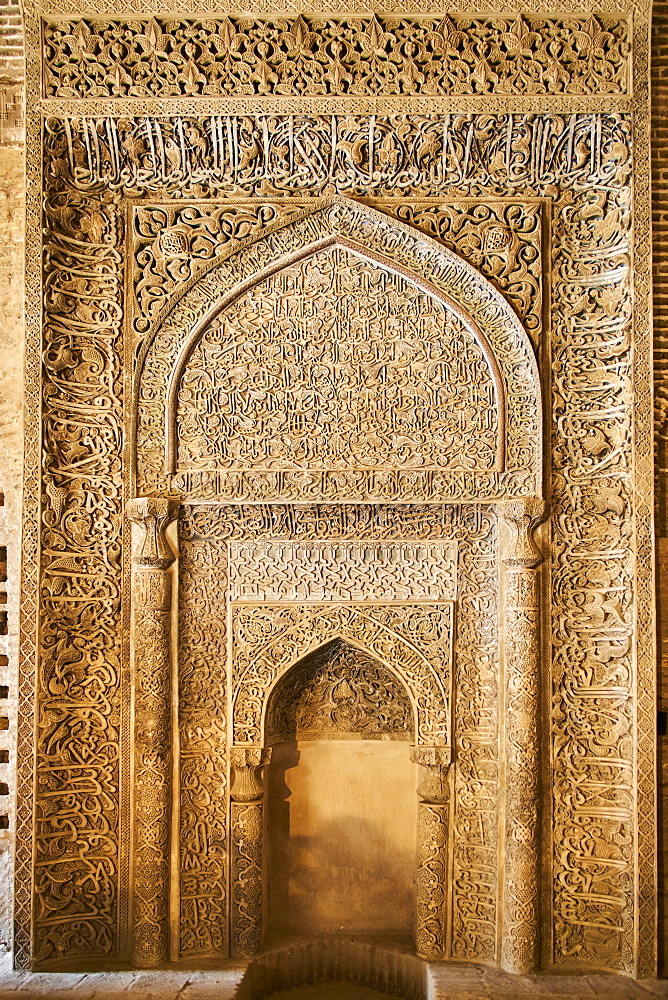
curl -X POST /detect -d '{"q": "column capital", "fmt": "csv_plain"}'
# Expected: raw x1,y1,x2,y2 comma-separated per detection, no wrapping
411,745,451,804
230,747,272,802
496,497,547,569
127,497,180,569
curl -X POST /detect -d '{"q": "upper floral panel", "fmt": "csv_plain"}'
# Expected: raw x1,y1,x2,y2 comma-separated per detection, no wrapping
42,13,630,99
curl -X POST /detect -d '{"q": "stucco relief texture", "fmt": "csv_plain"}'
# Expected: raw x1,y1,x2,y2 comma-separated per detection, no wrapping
17,2,654,981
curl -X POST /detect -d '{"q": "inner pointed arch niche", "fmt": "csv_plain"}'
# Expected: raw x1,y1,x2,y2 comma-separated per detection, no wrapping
264,639,417,944
176,243,501,475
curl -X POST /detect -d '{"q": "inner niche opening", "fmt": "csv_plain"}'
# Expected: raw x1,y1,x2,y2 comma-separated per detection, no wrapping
264,639,416,946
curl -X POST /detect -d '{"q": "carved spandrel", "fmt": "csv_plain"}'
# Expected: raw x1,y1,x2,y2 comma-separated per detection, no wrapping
132,200,543,346
232,603,452,748
229,540,457,603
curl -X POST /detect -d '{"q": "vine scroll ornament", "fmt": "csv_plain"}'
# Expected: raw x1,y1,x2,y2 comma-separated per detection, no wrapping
498,497,546,974
43,14,630,100
127,498,179,967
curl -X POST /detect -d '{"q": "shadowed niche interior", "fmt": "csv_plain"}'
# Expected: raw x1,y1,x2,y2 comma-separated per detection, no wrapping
264,639,417,946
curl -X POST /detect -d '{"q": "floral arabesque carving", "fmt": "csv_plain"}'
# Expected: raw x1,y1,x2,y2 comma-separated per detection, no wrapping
34,186,123,965
228,539,457,603
131,199,543,347
43,14,630,99
550,184,636,970
266,639,414,742
231,603,452,748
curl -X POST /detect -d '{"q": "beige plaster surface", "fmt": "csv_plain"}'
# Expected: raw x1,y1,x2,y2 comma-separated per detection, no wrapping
266,741,417,942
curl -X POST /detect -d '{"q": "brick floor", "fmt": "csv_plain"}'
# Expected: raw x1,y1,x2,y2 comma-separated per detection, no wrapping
1,958,668,1000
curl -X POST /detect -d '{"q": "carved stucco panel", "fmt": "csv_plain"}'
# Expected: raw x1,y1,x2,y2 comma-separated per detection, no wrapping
228,539,457,603
22,89,649,975
265,639,415,742
179,503,498,962
178,536,228,958
177,245,502,476
43,15,630,99
231,603,453,748
550,184,635,970
131,199,543,348
44,114,630,199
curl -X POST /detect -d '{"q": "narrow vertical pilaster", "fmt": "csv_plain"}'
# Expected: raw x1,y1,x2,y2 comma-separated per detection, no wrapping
230,747,271,958
498,498,545,974
128,498,179,968
411,745,451,959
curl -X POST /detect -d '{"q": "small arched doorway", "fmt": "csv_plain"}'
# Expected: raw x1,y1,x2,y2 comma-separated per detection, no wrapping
264,639,417,945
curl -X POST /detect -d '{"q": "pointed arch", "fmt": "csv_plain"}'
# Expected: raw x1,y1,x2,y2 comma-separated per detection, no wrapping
164,233,507,475
264,637,416,743
231,603,452,748
135,197,542,502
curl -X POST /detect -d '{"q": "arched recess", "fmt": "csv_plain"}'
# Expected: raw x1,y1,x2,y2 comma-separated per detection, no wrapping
228,604,453,959
263,639,417,942
134,196,542,504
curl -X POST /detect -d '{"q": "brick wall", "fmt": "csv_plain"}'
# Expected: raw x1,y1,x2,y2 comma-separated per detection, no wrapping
0,2,22,147
0,0,22,956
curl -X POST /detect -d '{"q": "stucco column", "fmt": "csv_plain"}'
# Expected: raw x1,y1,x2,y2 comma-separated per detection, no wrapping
230,747,272,958
498,498,546,974
410,745,451,959
128,497,179,967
